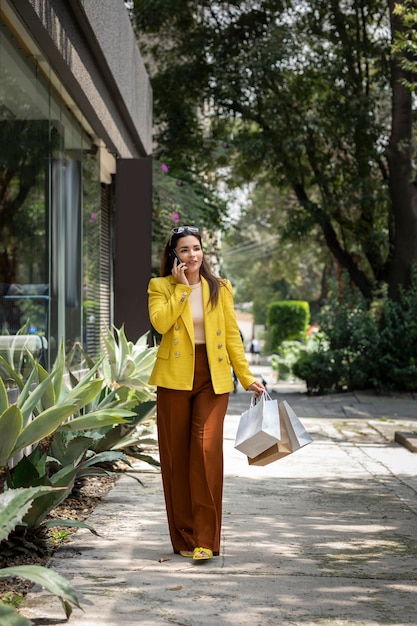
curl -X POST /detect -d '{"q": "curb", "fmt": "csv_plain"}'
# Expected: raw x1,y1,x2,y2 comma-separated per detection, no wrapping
395,430,417,452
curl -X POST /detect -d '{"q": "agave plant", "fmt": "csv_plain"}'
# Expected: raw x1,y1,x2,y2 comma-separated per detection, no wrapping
0,364,135,531
0,488,81,622
100,326,157,393
0,323,36,382
73,326,159,465
1,327,158,492
0,328,158,623
0,340,136,481
6,438,130,529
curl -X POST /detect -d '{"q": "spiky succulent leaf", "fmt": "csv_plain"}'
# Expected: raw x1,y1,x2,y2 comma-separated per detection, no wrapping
43,518,98,535
58,409,135,431
0,405,23,467
12,404,78,454
18,366,59,425
36,361,57,410
0,376,8,414
0,603,32,626
0,565,81,617
60,378,103,411
0,355,24,390
80,450,129,468
0,487,65,542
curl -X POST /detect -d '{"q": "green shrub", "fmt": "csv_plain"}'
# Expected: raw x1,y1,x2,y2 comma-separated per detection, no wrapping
293,268,417,393
293,289,379,393
271,340,304,380
293,343,346,394
267,300,310,350
369,272,417,390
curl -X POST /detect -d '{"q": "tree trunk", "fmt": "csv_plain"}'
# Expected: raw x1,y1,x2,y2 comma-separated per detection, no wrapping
386,0,417,299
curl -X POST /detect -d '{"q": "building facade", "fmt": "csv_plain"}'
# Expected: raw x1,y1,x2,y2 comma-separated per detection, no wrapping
0,0,152,370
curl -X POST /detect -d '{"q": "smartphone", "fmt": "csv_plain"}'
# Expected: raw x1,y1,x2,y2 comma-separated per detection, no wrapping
171,250,182,266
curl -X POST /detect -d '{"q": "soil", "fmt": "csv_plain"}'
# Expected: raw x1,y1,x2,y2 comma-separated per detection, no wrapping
0,473,118,601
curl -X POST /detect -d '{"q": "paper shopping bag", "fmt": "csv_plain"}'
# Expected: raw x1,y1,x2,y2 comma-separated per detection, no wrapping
248,400,312,466
234,392,280,458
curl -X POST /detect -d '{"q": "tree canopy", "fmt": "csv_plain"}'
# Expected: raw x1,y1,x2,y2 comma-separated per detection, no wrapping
131,0,417,300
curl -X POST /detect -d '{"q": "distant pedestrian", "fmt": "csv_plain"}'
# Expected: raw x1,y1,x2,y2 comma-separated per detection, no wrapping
147,226,265,562
250,338,261,364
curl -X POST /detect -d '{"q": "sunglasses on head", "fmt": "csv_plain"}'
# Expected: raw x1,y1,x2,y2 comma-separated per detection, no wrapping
169,226,199,247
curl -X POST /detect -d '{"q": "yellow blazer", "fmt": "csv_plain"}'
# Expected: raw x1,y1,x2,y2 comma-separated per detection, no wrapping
147,275,256,394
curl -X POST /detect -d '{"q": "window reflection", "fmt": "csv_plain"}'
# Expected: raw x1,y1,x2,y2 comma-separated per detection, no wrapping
0,17,101,377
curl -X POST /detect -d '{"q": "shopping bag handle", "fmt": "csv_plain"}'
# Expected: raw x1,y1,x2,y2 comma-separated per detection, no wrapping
250,389,273,407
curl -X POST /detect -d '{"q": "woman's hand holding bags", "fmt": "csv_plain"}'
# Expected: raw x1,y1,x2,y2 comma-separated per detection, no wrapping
234,391,280,458
248,400,313,465
234,392,313,466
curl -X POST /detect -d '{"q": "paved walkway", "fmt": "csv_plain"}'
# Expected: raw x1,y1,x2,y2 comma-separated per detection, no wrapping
20,367,417,626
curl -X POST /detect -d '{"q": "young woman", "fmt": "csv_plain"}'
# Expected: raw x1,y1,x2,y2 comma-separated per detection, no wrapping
147,226,264,562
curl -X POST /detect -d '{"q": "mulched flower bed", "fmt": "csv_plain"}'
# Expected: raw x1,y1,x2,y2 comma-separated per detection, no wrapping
0,473,117,601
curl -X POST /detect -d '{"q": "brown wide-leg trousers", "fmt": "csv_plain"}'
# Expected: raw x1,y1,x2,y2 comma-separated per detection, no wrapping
156,344,229,555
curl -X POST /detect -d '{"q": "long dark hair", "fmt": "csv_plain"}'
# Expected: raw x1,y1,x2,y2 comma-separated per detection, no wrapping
160,228,226,308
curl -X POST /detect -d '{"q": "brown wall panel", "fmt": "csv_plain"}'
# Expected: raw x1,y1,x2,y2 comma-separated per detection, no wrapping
114,157,152,341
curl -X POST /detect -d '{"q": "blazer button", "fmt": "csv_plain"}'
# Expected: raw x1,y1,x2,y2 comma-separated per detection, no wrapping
217,330,221,335
175,325,180,331
217,343,222,349
218,356,223,362
175,352,180,358
173,339,178,345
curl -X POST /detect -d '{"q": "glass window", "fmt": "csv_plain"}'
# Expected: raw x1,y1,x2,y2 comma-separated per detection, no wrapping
0,17,101,375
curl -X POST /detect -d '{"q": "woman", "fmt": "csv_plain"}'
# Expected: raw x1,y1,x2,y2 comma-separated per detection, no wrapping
148,226,265,562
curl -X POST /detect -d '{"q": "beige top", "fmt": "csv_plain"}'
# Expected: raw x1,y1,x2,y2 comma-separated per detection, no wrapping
189,282,206,344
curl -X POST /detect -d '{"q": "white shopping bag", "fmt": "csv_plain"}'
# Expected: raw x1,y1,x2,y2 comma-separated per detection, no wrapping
248,400,313,466
234,391,280,458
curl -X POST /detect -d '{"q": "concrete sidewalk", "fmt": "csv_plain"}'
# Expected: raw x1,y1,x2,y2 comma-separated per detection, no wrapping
20,374,417,626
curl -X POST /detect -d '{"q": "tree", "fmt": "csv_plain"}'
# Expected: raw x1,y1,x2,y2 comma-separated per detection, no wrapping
392,0,417,86
132,0,417,300
387,0,417,297
150,158,228,273
221,182,330,323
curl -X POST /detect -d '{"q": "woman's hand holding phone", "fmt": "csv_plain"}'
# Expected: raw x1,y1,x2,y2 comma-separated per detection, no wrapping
171,250,189,285
172,250,182,266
